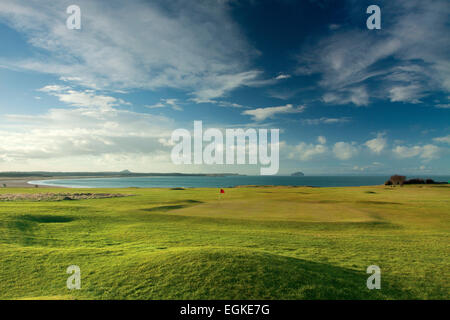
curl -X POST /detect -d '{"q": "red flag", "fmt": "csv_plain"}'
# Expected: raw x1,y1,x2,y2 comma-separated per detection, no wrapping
220,189,225,194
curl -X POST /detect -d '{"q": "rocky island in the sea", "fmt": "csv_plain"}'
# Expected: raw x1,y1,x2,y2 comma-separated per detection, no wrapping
291,171,305,176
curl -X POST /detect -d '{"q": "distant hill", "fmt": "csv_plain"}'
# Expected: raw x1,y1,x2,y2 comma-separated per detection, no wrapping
291,171,305,176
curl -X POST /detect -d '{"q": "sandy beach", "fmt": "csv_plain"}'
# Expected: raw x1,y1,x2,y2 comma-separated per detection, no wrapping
0,177,63,188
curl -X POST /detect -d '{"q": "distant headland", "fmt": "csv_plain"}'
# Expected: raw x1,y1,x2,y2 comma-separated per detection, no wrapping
0,171,241,178
291,171,305,177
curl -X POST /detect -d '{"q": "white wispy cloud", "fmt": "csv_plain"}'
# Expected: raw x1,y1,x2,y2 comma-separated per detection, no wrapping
317,136,326,145
242,104,305,121
295,0,450,106
328,24,340,30
267,87,303,100
322,86,369,106
392,144,440,160
39,85,130,110
189,98,249,108
333,142,358,160
275,74,291,80
288,142,327,161
215,101,248,109
389,85,423,104
433,135,450,144
301,117,350,125
146,99,182,111
365,133,387,154
0,0,264,101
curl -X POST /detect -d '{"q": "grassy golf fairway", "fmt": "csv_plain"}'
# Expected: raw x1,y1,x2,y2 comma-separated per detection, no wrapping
0,185,448,300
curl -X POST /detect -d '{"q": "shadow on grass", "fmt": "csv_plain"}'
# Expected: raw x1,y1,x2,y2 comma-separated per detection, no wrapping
86,248,411,299
142,205,189,212
142,200,203,212
20,214,75,223
357,200,401,205
5,214,76,246
182,200,203,204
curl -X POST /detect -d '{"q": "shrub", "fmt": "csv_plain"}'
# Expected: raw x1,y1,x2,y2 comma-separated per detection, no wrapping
404,178,425,185
390,175,406,186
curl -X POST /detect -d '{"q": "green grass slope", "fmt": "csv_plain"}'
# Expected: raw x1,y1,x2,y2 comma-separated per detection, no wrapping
0,185,448,299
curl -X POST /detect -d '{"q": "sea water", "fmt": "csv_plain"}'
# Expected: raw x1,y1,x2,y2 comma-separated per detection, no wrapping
30,175,450,188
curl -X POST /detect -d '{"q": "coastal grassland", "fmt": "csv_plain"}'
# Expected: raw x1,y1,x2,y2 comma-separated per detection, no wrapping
0,185,448,299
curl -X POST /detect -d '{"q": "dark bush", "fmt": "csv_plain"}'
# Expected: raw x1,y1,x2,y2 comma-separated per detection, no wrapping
404,178,425,184
402,178,448,185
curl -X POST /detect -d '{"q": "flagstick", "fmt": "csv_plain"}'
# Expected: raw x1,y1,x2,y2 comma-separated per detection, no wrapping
218,189,222,204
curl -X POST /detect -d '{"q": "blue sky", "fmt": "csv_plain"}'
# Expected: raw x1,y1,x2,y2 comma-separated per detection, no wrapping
0,0,449,175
